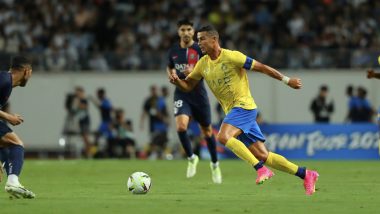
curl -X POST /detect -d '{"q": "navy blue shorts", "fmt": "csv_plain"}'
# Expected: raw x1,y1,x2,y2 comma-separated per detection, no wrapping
173,98,211,127
223,107,266,146
0,121,12,138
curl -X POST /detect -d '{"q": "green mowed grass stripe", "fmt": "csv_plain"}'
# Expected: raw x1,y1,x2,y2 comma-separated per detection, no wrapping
1,160,379,214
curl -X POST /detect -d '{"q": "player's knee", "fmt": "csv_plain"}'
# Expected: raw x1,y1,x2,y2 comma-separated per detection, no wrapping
216,132,229,145
200,126,213,137
255,150,269,161
176,125,187,132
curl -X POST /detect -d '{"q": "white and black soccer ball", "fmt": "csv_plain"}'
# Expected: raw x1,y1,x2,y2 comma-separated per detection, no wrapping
127,172,152,194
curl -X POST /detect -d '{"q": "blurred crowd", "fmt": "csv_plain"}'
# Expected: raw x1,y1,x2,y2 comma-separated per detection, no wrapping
62,85,173,159
0,0,380,71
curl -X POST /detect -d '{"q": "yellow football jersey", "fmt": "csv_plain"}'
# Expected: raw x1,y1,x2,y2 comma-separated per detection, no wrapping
188,49,257,114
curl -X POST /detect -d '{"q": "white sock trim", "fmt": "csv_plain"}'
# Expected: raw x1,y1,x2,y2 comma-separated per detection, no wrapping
7,174,20,186
188,154,196,160
211,161,219,168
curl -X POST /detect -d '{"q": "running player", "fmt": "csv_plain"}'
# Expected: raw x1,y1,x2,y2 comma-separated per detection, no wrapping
170,25,319,195
167,19,221,183
0,56,35,198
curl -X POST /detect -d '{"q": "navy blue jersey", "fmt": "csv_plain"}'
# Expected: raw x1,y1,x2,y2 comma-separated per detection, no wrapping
167,43,209,105
100,98,112,122
0,71,12,110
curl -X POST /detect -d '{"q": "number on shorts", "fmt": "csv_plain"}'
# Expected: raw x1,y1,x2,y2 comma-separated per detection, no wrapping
174,100,183,114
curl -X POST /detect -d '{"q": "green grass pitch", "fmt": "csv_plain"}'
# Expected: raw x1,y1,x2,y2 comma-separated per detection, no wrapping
1,160,379,214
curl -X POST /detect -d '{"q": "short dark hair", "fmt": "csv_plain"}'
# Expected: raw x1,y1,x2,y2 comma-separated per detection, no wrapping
320,85,328,92
177,19,193,28
10,56,32,70
97,88,105,95
197,25,219,38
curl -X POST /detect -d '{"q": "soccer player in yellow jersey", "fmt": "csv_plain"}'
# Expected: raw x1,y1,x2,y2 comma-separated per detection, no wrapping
169,25,319,195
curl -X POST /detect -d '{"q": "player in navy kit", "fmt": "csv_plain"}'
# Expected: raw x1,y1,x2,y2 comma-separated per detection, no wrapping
0,56,35,198
167,19,222,183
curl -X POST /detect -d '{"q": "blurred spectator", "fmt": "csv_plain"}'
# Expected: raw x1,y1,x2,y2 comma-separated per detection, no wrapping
73,86,93,157
0,1,380,70
63,89,77,135
108,108,136,159
310,85,334,123
351,86,374,122
44,43,67,72
89,88,113,147
140,85,169,159
345,85,356,122
88,51,110,72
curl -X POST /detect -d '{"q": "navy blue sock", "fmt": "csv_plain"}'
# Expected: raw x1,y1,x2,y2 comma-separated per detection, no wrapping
253,160,264,171
295,167,306,179
205,135,218,163
177,131,193,158
0,147,9,175
8,145,24,176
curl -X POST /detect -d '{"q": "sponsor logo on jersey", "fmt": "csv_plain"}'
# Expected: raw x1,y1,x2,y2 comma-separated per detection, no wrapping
175,64,189,72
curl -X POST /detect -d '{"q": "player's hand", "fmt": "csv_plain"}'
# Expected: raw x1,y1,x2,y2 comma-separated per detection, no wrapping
7,113,24,126
367,69,375,79
288,77,302,89
168,70,179,83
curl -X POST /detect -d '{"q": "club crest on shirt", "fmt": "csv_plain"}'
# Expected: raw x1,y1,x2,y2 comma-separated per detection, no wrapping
221,63,227,71
189,54,195,59
204,67,210,75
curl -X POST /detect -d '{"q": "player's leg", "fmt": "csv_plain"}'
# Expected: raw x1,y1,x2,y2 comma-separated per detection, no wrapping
174,99,199,177
175,114,193,157
175,114,199,177
0,147,9,182
219,108,274,184
193,103,222,183
0,122,11,183
217,123,273,184
192,103,218,164
248,142,319,195
199,124,222,183
0,132,35,199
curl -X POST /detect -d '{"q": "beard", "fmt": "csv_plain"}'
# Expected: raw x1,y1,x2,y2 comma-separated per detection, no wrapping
20,78,28,87
183,36,191,43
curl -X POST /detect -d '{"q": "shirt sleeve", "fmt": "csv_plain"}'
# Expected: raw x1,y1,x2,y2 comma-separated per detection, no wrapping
230,50,256,70
187,58,203,80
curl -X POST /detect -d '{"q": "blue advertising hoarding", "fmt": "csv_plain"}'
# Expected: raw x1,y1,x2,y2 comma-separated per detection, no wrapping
200,124,379,160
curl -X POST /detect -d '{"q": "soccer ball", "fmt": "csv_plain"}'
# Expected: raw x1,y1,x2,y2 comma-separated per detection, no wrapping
127,172,152,194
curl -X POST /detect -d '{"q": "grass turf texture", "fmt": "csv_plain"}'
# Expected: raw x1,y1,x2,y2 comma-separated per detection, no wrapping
1,160,379,214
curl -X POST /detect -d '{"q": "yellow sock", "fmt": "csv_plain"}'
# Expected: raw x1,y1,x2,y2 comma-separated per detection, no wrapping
226,137,259,166
265,152,298,175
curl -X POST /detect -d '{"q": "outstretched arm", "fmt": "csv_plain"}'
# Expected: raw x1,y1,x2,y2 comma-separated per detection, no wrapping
170,65,201,92
171,77,200,92
252,61,302,89
88,95,100,108
0,110,24,126
367,69,380,79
